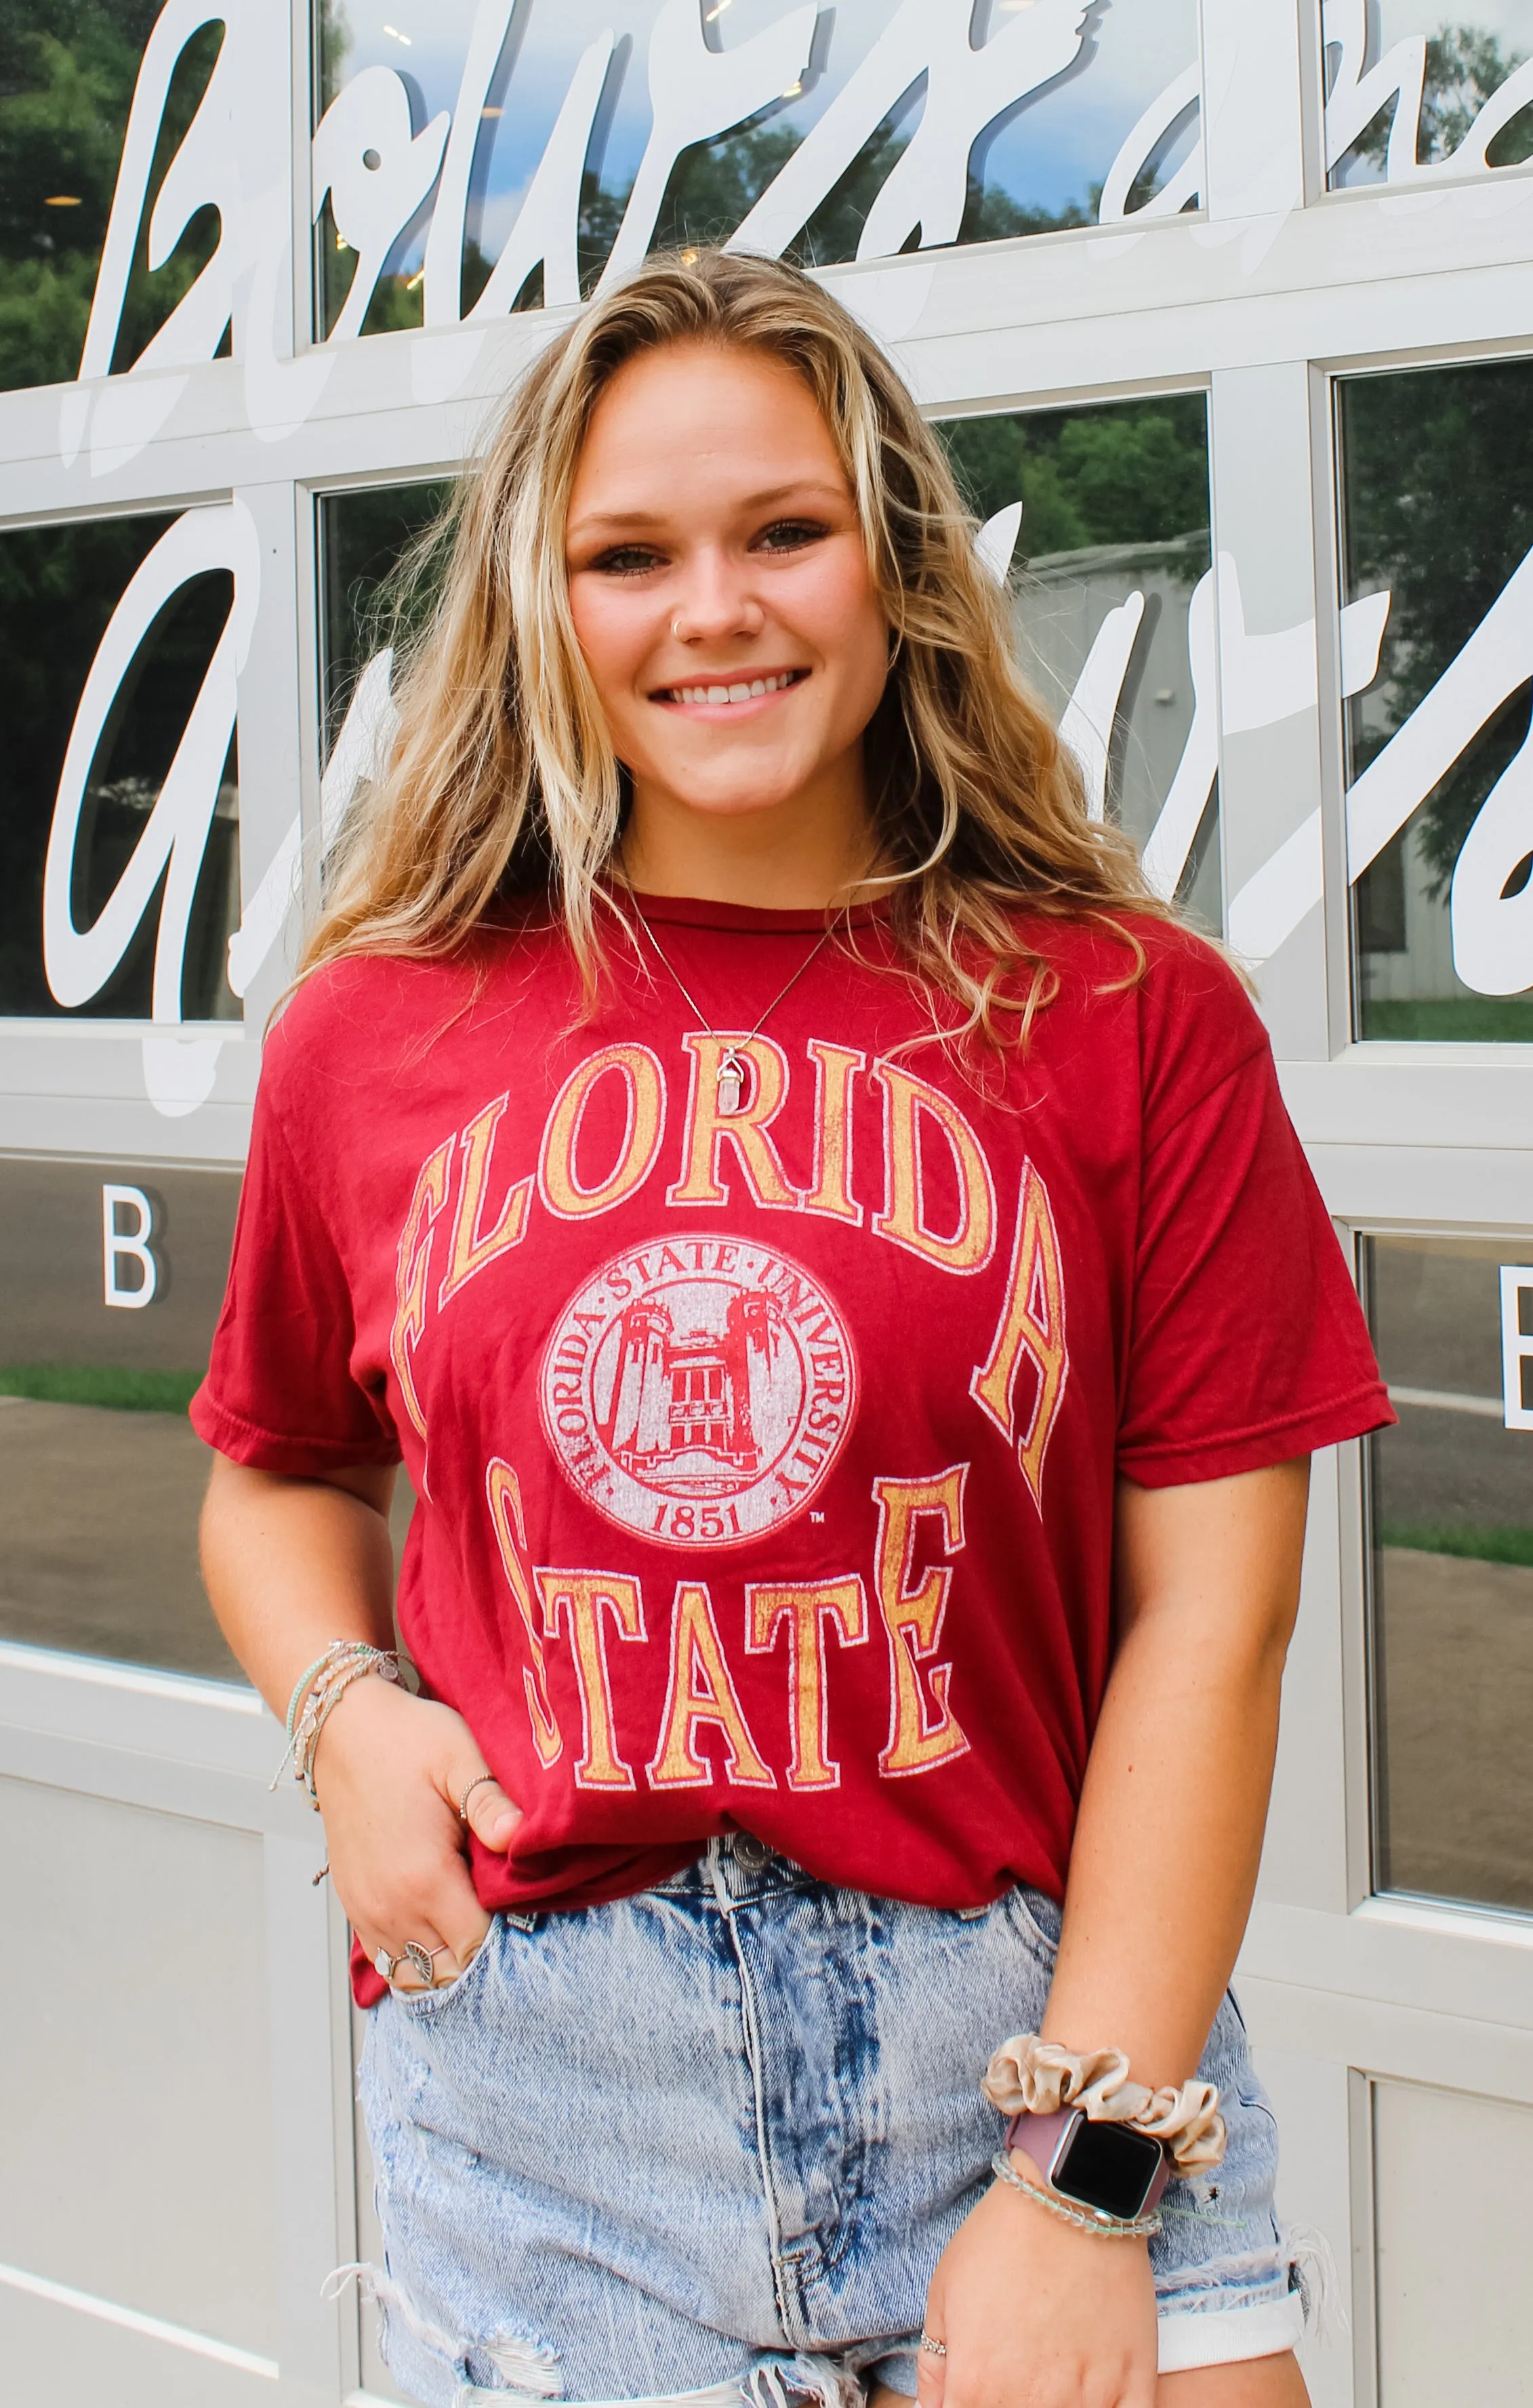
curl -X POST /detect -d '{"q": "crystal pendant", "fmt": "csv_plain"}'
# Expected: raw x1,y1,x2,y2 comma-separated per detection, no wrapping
717,1050,745,1115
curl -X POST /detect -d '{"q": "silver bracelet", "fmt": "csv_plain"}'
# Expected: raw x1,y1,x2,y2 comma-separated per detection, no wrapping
991,2151,1162,2240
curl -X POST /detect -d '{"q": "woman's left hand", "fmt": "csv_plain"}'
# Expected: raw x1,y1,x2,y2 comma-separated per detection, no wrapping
918,2159,1158,2408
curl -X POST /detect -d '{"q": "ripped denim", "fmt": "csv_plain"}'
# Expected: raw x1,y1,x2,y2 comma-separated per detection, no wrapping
352,1842,1312,2405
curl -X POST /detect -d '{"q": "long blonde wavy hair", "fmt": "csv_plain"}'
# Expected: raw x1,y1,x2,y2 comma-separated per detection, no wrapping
304,249,1173,1042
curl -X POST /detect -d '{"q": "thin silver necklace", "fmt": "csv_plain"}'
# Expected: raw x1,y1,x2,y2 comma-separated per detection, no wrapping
626,892,836,1116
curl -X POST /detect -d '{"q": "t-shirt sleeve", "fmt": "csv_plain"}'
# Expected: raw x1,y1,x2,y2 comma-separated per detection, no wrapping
190,1078,401,1476
1117,1010,1393,1487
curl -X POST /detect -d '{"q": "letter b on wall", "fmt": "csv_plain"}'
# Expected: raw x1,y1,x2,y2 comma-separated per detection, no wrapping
104,1184,159,1309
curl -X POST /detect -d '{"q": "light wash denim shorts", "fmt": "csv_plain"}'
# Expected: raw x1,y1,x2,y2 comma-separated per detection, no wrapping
354,1839,1311,2407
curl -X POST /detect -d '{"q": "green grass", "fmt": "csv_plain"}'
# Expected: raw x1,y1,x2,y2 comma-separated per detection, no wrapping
1360,997,1533,1043
1379,1521,1533,1569
0,1363,201,1415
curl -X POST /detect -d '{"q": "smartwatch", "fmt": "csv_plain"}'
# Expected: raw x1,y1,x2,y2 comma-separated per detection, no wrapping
1004,2109,1170,2222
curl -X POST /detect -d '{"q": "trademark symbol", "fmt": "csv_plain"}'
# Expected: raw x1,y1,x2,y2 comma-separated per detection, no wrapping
811,1512,825,1523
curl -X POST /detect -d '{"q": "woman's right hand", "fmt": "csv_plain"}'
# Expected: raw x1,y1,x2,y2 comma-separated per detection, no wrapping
310,1673,522,1987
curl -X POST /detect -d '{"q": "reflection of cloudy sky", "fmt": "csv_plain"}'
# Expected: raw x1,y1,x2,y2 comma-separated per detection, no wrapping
1362,1,1529,48
322,0,1198,273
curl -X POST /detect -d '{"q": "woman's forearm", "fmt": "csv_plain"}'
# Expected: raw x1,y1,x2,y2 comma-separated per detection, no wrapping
200,1455,399,1723
1040,1459,1311,2092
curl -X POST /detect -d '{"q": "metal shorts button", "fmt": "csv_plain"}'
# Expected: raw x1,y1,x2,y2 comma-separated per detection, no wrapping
730,1831,773,1871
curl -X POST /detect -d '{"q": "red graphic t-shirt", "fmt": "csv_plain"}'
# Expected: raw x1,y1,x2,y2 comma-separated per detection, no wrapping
192,898,1391,2006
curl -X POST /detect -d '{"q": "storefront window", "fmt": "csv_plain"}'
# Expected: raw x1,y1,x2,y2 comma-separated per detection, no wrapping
0,1,225,392
319,480,455,757
939,395,1219,935
1365,1234,1533,1913
315,0,1201,339
1324,2,1532,190
0,509,241,1022
0,1157,245,1680
1339,358,1533,1041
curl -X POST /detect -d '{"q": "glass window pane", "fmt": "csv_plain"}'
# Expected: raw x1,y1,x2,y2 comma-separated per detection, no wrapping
0,3,227,392
0,511,241,1022
1325,4,1532,190
1338,359,1533,1041
319,481,455,759
939,396,1219,934
315,0,1200,337
1364,1234,1533,1913
0,1159,244,1680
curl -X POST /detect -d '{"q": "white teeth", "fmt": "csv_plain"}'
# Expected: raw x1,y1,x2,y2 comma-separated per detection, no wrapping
667,671,802,705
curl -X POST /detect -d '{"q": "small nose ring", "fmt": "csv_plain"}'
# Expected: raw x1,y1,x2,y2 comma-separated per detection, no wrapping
671,617,684,640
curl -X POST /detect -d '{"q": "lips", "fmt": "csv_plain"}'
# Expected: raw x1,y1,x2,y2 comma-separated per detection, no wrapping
653,667,809,707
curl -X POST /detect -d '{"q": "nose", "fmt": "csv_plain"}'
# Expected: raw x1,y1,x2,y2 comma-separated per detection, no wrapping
668,548,764,647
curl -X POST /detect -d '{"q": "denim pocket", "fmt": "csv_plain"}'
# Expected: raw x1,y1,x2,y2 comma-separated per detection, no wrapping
393,1919,500,2022
1006,1884,1064,1961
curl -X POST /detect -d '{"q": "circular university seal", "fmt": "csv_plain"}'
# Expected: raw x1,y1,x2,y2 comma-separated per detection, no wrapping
539,1234,857,1548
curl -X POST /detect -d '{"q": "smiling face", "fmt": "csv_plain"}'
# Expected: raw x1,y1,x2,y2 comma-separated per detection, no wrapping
564,340,892,902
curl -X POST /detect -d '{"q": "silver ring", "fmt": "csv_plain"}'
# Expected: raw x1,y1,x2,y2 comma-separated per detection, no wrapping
458,1771,499,1823
403,1940,451,1987
375,1940,451,1988
918,2336,947,2358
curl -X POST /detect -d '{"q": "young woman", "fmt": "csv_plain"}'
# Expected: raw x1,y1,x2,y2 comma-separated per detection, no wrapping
195,251,1389,2408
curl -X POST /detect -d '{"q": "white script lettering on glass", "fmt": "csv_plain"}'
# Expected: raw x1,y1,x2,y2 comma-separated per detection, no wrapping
43,501,1533,1131
70,0,331,461
1324,0,1533,184
103,1186,159,1309
1500,1268,1533,1432
43,504,259,1024
1217,537,1533,989
85,0,1202,386
43,504,260,1121
312,67,450,344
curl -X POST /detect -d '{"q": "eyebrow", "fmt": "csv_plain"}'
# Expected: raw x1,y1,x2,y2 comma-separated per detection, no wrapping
568,479,849,538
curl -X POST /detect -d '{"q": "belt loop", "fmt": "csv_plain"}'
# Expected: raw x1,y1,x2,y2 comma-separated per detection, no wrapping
704,1835,736,1915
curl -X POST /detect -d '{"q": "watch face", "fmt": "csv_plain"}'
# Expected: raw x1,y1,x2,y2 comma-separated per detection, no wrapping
1052,2118,1164,2220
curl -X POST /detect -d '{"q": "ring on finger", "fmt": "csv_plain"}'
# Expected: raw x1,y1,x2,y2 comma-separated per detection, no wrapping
374,1940,452,1989
458,1771,499,1823
403,1939,452,1987
918,2335,947,2359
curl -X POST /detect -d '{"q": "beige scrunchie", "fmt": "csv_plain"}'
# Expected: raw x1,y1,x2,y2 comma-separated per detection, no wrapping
982,2033,1227,2177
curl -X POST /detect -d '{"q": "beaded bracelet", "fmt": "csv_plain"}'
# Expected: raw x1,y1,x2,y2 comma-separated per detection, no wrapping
293,1651,403,1803
270,1640,404,1797
272,1640,371,1783
286,1645,342,1741
991,2150,1162,2240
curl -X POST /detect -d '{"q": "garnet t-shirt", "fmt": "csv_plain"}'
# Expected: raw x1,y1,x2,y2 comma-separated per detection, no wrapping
192,899,1391,2006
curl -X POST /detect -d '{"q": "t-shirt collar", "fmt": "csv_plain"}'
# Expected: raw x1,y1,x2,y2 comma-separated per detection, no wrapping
617,889,888,935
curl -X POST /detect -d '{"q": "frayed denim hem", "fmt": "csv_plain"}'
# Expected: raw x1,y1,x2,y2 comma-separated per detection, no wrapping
327,2262,864,2408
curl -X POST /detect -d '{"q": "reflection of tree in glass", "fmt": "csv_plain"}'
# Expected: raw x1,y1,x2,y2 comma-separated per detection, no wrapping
1343,22,1532,170
0,0,226,392
647,109,1105,275
316,0,352,110
331,37,1194,323
320,482,456,756
940,397,1210,573
1340,360,1533,895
